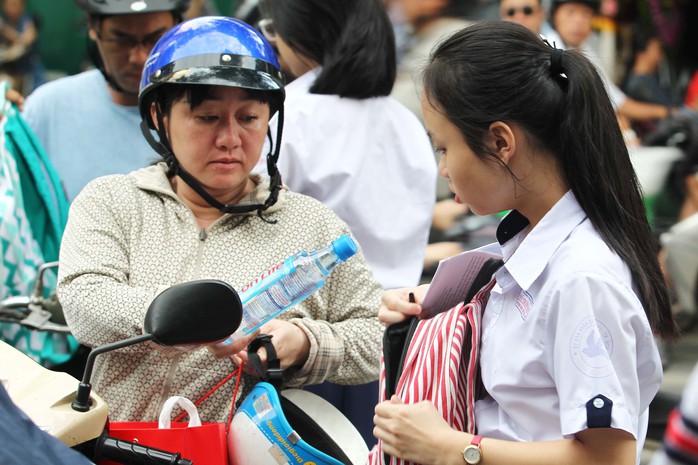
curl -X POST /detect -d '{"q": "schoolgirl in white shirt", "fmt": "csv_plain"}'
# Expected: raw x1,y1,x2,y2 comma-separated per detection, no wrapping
375,21,678,465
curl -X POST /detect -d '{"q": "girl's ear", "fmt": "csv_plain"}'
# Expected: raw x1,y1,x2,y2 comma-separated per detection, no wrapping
485,121,516,165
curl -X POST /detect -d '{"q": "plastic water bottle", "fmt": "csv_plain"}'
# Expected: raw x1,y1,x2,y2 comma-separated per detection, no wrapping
222,234,358,344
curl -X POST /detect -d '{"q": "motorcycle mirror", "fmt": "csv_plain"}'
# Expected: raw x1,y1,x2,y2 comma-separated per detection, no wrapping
145,279,242,346
72,279,242,412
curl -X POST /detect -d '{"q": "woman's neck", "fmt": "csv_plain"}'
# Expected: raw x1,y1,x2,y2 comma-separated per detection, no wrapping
171,175,256,229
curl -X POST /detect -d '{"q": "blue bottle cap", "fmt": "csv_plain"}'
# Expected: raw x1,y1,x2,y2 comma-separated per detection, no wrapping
332,235,357,261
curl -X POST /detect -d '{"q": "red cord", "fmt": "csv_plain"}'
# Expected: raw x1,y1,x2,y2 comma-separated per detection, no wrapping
226,362,244,433
172,362,244,424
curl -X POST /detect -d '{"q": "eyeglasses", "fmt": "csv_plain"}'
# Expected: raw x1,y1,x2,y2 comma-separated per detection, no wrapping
96,30,165,53
258,18,277,43
505,6,536,16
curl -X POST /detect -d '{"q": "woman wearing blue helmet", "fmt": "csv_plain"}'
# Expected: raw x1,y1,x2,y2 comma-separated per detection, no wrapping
56,16,384,425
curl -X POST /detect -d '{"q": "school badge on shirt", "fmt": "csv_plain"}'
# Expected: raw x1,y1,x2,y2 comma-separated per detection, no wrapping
515,290,534,320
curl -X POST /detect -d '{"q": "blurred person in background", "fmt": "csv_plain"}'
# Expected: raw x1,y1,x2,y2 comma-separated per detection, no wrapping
0,0,44,94
21,0,189,201
548,0,674,127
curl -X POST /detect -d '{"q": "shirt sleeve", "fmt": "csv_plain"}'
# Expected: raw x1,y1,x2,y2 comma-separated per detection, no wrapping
546,272,662,438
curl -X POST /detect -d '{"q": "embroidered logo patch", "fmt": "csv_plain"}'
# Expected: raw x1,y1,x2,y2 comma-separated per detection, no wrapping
515,290,534,320
569,316,614,378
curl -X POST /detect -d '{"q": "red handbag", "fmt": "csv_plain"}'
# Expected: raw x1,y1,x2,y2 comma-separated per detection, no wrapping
101,365,243,465
102,396,227,465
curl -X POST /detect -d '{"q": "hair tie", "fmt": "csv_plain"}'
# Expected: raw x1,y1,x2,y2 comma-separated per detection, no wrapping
550,46,567,83
550,47,565,78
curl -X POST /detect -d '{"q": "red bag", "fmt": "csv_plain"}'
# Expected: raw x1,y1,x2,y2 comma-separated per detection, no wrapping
102,396,228,465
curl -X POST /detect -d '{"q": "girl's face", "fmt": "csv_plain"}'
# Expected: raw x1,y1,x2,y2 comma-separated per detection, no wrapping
157,86,270,202
422,96,513,216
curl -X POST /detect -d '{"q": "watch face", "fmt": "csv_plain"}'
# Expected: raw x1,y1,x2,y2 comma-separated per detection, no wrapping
464,446,481,463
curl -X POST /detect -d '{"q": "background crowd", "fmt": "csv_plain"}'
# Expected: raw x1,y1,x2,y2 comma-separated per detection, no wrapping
1,1,698,464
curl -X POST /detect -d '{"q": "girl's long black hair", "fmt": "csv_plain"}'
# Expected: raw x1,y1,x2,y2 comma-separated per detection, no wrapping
259,0,396,99
422,21,677,340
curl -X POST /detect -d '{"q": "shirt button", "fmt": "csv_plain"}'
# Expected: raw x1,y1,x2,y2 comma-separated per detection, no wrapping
593,397,605,409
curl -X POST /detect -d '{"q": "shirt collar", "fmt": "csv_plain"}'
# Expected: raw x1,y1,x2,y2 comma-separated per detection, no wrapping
498,191,587,290
286,66,322,93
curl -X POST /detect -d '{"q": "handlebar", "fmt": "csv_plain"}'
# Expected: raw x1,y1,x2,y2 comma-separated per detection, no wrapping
80,431,194,465
0,261,71,333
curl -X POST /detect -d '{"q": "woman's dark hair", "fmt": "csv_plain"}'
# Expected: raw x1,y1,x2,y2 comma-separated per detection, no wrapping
422,21,677,340
259,0,395,99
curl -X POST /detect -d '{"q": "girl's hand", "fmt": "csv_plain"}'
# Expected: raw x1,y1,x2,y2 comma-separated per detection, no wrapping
378,284,429,326
374,396,462,465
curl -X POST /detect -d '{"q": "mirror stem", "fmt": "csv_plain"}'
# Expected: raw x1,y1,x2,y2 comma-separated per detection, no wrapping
72,334,154,412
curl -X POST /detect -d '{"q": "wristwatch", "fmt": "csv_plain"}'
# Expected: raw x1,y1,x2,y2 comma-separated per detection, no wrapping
463,434,483,464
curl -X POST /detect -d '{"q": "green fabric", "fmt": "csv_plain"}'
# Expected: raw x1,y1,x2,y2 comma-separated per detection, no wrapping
4,104,68,262
0,102,75,366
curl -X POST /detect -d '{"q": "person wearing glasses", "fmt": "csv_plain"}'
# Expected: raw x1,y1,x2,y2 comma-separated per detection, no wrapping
499,0,549,36
21,0,189,201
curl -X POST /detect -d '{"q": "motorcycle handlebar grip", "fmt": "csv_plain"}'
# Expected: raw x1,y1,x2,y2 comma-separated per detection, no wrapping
98,434,194,465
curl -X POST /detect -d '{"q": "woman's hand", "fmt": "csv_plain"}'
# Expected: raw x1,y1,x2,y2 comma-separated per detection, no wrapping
232,319,311,374
374,396,462,465
205,329,259,359
379,284,429,326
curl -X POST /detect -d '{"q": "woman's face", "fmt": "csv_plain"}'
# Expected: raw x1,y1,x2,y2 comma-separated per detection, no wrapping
159,86,270,200
422,95,512,216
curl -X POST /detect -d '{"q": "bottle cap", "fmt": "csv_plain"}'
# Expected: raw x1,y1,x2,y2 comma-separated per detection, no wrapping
332,235,357,261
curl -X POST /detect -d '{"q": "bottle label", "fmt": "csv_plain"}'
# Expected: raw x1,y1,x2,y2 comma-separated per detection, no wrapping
239,258,289,298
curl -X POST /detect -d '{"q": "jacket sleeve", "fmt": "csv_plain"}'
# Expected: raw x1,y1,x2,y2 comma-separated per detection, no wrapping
57,177,166,350
286,228,384,387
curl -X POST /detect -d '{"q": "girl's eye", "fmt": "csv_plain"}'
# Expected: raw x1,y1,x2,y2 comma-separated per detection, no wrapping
434,147,445,157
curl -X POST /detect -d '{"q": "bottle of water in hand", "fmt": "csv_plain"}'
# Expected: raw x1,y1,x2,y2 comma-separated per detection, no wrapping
222,234,357,345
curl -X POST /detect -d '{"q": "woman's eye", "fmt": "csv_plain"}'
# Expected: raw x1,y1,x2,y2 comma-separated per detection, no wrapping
240,115,258,123
197,115,218,122
434,147,445,157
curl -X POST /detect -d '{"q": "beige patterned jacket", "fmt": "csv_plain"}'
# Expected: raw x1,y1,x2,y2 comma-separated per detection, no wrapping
58,163,384,422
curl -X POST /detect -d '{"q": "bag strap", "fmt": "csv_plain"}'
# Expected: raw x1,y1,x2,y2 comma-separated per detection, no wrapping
246,334,283,389
172,362,244,432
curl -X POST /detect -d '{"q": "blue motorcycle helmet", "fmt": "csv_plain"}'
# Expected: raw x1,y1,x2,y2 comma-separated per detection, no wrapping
138,16,286,216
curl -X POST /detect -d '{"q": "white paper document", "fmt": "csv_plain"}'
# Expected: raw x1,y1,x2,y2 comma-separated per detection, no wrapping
420,243,502,318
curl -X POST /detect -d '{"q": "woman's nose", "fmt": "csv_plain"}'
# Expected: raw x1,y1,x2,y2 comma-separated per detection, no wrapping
217,119,243,150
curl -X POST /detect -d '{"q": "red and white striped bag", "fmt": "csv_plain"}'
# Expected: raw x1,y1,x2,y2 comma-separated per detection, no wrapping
367,279,497,465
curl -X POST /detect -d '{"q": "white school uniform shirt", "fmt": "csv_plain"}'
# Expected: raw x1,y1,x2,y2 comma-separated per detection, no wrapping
475,191,663,465
257,67,437,289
